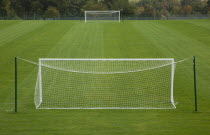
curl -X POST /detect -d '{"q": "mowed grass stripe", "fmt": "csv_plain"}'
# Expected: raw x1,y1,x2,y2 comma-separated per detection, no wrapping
0,21,77,105
159,20,210,55
0,21,47,46
183,19,210,30
0,20,22,30
103,21,161,58
47,21,105,58
131,21,192,58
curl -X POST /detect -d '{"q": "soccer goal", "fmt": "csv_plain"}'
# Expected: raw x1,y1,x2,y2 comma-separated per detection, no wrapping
34,58,176,109
85,11,121,23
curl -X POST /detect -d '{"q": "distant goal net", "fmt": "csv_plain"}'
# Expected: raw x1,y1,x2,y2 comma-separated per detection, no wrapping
35,58,176,109
85,11,121,23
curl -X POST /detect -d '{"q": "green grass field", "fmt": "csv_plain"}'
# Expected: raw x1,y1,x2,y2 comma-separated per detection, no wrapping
0,20,210,135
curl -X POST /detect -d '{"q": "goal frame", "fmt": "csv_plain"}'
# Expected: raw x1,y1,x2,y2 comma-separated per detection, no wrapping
36,58,175,109
85,11,121,23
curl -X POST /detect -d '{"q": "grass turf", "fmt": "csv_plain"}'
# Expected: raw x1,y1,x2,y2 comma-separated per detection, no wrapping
0,20,210,135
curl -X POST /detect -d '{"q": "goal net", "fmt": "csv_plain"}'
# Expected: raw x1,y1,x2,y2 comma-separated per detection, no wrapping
85,11,120,23
35,58,176,109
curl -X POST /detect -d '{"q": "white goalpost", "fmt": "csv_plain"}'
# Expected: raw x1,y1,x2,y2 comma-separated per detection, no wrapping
85,11,121,23
34,58,176,109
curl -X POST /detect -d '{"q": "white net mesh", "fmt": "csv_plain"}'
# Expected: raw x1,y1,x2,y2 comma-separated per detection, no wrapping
35,59,176,109
85,11,120,22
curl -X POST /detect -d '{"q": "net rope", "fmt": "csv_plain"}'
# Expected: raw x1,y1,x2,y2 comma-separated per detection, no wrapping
18,57,191,74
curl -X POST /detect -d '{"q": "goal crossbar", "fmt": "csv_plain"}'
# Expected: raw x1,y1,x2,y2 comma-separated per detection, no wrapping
39,58,174,61
85,11,120,13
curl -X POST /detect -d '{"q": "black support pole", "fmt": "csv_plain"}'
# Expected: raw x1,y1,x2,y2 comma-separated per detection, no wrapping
15,57,18,112
193,56,197,112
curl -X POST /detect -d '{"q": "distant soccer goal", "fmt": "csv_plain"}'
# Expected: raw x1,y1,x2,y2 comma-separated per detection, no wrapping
85,11,121,23
34,58,176,109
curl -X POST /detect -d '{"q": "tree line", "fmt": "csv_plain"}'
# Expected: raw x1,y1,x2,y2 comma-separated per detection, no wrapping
0,0,210,19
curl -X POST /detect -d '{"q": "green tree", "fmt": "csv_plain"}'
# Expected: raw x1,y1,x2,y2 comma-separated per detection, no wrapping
208,10,210,16
31,0,43,15
82,0,107,11
134,6,144,16
2,0,17,18
63,0,86,16
208,0,210,15
171,6,181,15
180,0,193,6
191,0,208,15
102,0,134,16
182,5,192,15
142,4,153,17
44,6,60,19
